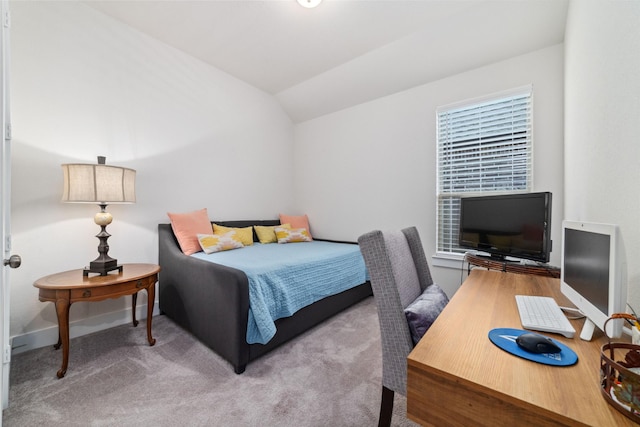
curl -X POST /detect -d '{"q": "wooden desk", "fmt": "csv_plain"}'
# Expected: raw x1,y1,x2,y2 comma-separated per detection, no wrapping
407,270,635,427
34,263,160,378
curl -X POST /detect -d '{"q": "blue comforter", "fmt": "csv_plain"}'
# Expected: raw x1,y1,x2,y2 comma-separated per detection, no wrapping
191,241,367,344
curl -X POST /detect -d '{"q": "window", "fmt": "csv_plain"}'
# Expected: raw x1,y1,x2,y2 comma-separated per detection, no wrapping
436,86,533,256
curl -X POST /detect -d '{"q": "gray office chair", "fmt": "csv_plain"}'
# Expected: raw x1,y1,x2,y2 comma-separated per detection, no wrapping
358,227,446,427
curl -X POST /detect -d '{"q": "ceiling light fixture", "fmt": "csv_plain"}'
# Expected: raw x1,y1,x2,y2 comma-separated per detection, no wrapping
297,0,322,9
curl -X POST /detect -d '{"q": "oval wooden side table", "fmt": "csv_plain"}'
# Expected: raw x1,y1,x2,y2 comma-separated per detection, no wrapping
33,263,160,378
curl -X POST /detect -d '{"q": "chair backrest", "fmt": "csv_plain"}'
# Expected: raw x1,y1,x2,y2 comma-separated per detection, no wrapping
358,226,434,395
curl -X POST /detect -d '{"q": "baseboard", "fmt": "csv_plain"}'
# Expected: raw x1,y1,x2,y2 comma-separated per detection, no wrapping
10,302,161,356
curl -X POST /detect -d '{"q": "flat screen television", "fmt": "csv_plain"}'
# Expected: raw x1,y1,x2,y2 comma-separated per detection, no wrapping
458,192,552,263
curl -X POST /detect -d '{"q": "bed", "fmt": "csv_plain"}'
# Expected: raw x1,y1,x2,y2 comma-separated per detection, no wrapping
158,220,372,373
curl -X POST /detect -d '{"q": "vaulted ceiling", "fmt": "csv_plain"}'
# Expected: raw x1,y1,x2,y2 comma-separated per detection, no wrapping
85,0,569,123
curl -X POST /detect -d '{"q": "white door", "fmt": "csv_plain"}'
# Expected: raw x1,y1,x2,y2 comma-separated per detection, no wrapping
1,0,19,414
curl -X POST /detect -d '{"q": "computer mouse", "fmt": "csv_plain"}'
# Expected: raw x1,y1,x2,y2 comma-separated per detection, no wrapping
516,333,561,354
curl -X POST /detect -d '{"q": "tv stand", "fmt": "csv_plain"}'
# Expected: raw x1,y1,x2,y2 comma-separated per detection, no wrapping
465,253,560,278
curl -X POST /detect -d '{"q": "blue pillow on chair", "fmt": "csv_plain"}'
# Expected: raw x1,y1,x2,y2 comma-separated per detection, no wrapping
404,284,449,345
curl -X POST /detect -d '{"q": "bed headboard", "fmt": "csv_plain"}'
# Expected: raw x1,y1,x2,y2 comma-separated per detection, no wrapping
160,219,281,244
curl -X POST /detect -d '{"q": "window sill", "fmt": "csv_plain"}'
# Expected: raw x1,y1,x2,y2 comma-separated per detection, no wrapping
431,253,466,269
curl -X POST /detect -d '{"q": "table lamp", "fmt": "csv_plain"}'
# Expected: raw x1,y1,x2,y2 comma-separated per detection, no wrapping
61,156,136,276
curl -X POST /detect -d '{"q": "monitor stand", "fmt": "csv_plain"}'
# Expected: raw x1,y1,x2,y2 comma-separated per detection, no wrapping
579,318,624,341
579,318,596,341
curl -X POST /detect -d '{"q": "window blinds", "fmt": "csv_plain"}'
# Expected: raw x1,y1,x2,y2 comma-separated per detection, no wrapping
436,87,533,254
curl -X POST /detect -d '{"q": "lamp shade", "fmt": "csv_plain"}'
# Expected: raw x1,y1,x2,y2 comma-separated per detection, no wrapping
61,163,136,204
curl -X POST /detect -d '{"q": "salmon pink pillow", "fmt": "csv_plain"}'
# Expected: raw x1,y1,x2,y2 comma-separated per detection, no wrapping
279,214,312,239
168,208,213,255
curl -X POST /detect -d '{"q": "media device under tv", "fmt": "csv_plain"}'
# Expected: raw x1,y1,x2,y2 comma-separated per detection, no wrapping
458,192,552,263
560,220,627,341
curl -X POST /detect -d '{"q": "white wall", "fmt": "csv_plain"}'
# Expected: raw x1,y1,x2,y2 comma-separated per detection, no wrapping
564,1,640,308
6,1,575,352
9,2,294,349
294,45,565,296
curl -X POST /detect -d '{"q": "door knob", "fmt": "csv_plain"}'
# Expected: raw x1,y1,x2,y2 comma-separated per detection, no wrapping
3,255,21,269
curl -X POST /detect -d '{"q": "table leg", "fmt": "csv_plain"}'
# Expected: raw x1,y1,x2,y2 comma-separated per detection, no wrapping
146,283,156,346
131,293,139,327
54,294,71,379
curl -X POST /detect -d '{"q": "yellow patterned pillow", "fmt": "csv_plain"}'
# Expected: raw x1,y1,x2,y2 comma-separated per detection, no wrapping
279,213,313,239
275,227,312,243
212,224,254,246
254,223,291,244
197,232,244,254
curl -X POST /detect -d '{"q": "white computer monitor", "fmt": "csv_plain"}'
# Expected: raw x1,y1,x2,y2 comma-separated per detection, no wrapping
560,220,627,341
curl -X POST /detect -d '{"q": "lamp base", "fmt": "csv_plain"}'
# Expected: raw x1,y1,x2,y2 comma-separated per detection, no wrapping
84,207,124,276
83,261,123,277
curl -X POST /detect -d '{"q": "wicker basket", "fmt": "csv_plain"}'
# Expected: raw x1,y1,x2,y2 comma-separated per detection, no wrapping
601,313,640,424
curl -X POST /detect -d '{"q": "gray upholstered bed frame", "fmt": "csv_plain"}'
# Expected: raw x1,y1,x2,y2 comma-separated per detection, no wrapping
158,220,372,374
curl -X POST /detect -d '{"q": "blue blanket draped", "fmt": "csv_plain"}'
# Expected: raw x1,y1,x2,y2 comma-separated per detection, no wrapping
191,241,367,344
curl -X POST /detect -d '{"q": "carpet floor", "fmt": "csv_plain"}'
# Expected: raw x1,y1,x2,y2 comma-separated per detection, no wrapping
3,297,418,426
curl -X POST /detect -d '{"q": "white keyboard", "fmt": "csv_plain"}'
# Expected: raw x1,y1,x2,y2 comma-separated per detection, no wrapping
515,295,576,338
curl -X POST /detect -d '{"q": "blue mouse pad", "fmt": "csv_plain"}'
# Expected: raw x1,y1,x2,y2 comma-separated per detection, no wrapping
488,328,578,366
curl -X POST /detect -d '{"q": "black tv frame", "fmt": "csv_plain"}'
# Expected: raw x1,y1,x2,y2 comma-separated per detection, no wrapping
458,192,552,263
